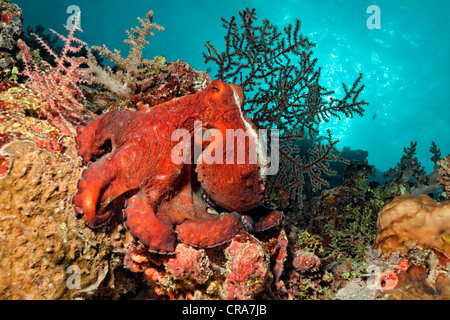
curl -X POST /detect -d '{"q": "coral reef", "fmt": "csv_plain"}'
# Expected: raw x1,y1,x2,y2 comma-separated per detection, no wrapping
124,229,288,299
0,81,73,164
0,0,22,81
281,228,358,300
277,160,390,300
2,3,449,301
374,194,450,254
0,140,130,299
384,265,450,300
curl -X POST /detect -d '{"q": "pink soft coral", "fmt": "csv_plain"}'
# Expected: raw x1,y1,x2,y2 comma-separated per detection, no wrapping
17,13,92,135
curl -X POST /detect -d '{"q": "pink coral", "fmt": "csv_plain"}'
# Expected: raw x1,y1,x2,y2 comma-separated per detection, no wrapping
17,13,92,135
292,250,321,272
224,233,270,300
123,229,287,299
165,244,213,283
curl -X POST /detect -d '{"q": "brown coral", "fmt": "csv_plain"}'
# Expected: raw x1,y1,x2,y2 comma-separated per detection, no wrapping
384,265,450,300
0,140,130,299
374,194,450,254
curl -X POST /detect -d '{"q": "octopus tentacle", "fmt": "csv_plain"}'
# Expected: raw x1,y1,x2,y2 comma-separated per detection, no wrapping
240,207,283,232
72,154,116,227
75,111,124,163
73,144,141,228
124,191,177,254
175,212,243,248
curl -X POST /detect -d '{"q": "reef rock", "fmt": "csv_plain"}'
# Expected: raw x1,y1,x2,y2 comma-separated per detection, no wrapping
374,194,450,254
0,140,130,299
124,229,287,300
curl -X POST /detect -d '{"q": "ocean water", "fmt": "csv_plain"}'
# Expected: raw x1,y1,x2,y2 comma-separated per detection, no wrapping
14,0,450,174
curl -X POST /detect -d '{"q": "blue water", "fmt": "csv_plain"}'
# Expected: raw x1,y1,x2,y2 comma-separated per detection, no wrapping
14,0,450,173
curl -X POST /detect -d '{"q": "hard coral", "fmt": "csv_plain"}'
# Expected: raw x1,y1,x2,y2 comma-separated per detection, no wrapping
374,194,450,254
0,140,128,299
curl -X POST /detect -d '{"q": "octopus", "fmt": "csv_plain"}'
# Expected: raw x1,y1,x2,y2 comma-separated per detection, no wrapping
72,80,282,254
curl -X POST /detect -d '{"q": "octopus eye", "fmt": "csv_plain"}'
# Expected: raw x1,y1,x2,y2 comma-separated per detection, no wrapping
211,85,220,93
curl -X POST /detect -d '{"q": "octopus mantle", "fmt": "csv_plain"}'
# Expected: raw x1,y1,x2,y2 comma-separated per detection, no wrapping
72,80,282,254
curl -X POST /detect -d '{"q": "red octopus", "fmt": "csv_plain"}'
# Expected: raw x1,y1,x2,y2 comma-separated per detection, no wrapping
72,80,282,254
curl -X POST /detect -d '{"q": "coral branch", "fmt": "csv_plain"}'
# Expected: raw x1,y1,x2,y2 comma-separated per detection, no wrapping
383,141,443,197
17,12,92,135
84,10,164,102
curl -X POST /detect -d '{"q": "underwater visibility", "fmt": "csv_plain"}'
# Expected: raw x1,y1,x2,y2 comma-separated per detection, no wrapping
0,0,449,302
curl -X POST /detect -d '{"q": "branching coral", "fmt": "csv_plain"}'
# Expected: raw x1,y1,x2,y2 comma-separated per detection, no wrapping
17,13,92,135
276,130,344,203
204,8,367,205
85,10,164,102
383,141,443,197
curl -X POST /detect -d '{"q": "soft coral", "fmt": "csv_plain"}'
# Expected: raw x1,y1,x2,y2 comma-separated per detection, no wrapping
17,13,92,135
